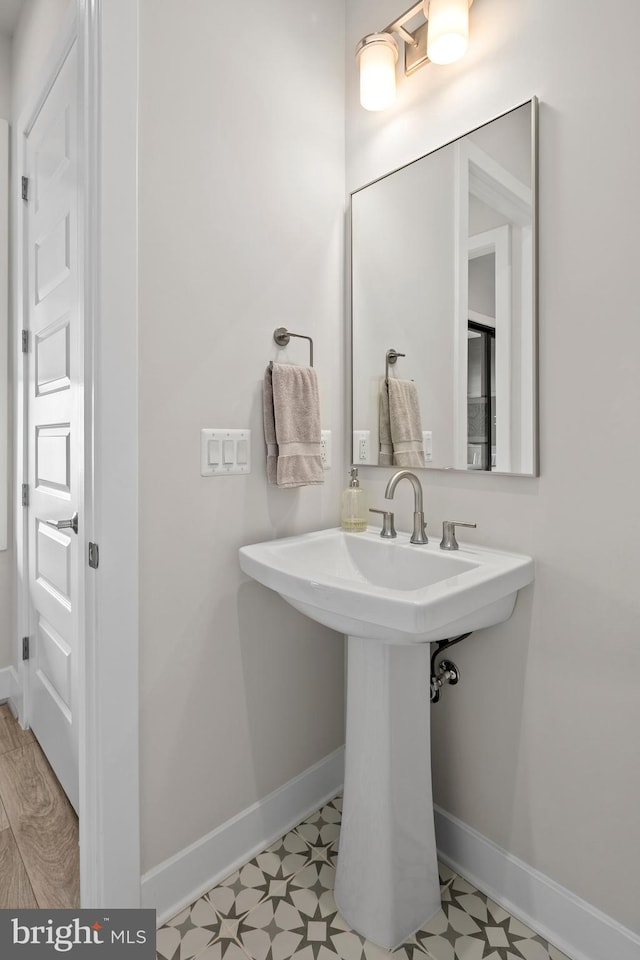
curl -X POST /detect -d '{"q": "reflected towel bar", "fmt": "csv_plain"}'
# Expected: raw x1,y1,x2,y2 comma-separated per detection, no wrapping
385,348,406,384
273,327,314,367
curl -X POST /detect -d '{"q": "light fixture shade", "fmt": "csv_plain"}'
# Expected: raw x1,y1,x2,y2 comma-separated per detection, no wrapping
425,0,471,65
356,34,399,112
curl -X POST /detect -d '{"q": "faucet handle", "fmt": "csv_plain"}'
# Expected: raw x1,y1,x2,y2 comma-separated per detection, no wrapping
440,520,476,551
369,508,397,539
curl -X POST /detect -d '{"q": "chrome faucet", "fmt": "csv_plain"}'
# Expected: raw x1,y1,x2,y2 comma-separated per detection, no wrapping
384,470,428,544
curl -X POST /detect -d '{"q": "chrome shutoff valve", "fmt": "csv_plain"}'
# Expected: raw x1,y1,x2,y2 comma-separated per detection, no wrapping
430,659,461,703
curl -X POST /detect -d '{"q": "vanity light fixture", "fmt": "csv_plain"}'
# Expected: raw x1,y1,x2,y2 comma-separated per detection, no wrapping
356,34,399,112
356,0,474,111
426,0,472,63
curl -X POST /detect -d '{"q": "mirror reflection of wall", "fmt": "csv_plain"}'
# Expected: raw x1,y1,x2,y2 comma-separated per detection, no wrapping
352,146,455,469
351,100,537,476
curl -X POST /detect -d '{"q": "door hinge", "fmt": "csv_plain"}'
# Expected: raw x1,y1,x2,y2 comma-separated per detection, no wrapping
88,542,99,569
22,636,30,661
21,329,29,353
21,176,29,201
21,484,29,507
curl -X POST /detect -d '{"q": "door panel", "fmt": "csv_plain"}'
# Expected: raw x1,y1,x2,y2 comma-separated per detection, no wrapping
34,105,71,211
35,522,72,601
26,42,80,812
35,317,71,394
36,618,72,714
35,214,71,301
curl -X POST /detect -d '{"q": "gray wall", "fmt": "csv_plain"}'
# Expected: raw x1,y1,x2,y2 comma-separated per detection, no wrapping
138,0,347,873
346,0,640,934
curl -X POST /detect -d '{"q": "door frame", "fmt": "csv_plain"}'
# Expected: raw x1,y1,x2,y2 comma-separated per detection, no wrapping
13,0,141,907
454,137,533,474
467,226,512,472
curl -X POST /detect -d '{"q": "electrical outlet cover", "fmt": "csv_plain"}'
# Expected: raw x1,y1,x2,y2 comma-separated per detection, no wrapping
320,430,331,469
353,430,371,464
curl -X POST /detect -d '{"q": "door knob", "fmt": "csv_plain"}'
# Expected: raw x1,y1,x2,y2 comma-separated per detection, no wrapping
45,512,78,535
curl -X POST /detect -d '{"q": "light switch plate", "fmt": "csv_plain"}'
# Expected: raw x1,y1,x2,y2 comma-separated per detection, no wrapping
201,429,251,476
423,431,433,463
320,430,331,469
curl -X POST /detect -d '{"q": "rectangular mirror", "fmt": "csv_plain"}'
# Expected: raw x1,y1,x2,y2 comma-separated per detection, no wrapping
0,118,8,549
351,99,538,476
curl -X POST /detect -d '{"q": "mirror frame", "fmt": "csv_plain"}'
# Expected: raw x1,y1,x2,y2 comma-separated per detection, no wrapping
349,98,539,477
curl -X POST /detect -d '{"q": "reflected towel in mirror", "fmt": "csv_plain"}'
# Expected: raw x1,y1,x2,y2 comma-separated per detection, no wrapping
379,378,426,468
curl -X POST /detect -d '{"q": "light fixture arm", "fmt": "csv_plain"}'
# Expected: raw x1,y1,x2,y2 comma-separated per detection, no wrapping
382,2,425,47
395,24,420,47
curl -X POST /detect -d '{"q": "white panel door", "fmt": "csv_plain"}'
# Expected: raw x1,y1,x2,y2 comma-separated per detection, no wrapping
25,42,81,812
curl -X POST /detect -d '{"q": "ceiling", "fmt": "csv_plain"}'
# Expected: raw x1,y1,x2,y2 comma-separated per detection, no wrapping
0,0,25,39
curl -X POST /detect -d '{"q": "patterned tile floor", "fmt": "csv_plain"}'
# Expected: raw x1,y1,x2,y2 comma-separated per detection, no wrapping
157,796,570,960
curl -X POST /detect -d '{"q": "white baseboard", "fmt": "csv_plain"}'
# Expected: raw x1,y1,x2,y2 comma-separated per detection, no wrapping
142,746,345,926
434,805,640,960
0,666,18,704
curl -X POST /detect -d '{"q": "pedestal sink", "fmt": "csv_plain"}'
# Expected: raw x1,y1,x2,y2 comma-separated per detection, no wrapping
239,528,534,948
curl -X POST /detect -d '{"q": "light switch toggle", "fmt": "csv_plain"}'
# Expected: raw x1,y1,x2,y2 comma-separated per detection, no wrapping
237,440,248,464
201,430,251,477
208,440,221,465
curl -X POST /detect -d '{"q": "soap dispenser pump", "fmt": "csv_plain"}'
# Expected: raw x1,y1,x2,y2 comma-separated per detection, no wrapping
341,466,367,533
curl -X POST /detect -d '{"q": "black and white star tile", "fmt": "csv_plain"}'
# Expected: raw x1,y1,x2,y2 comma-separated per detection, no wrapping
156,797,570,960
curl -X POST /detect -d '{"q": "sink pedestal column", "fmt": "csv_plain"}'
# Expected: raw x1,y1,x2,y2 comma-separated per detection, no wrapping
334,636,441,949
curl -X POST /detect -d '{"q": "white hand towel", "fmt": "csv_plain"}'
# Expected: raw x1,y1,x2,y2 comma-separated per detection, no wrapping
262,365,279,485
384,378,426,468
378,381,394,466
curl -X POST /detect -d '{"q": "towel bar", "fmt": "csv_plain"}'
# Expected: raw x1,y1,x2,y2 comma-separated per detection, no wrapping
273,327,314,367
385,348,406,384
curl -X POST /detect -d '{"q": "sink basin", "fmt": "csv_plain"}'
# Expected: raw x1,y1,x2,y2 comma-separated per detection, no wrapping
239,526,534,948
239,527,534,644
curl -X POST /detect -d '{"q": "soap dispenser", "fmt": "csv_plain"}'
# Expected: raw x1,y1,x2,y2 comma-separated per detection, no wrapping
341,466,367,532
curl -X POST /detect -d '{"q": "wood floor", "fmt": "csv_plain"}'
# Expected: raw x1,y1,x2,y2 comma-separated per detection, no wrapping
0,702,80,908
